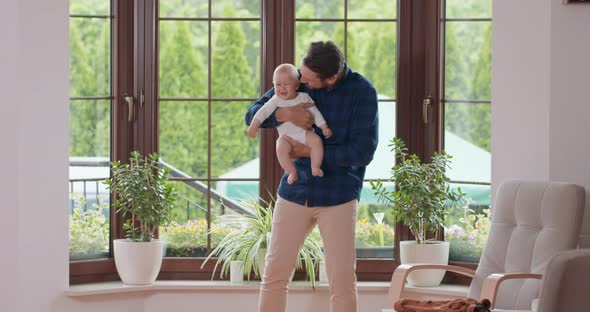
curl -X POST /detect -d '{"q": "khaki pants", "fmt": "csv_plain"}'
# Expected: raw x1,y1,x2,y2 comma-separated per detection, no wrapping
259,196,358,312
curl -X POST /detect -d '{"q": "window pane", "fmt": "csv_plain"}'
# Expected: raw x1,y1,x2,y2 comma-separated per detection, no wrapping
69,184,110,261
215,181,260,203
69,100,110,157
159,21,208,98
347,22,396,99
446,0,492,19
444,1,492,263
365,102,396,181
70,0,109,15
358,101,395,258
444,102,491,159
211,21,261,98
295,22,344,67
210,102,259,178
69,18,111,97
445,21,491,100
69,102,110,260
212,0,260,18
444,184,490,263
357,186,395,259
296,0,344,19
159,101,209,178
161,180,254,257
159,0,208,18
161,180,210,257
348,0,396,19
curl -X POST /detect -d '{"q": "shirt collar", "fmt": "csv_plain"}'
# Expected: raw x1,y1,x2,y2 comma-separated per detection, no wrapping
328,63,351,92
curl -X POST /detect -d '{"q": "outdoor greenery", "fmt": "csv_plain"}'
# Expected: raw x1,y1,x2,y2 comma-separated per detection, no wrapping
69,0,491,255
69,194,109,259
355,214,395,247
105,151,177,242
160,219,233,257
371,138,465,244
444,200,491,262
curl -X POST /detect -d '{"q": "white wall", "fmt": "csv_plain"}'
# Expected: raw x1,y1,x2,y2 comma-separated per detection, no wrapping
493,0,590,246
491,0,552,188
0,0,20,310
548,0,590,245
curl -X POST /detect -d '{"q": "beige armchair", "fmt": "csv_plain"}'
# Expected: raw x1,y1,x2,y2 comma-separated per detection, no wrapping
536,249,590,312
388,180,586,311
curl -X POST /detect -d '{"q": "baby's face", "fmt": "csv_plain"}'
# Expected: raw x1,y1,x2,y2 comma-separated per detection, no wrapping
273,72,299,100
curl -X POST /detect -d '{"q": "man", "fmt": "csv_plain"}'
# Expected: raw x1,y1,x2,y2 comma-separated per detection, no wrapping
244,41,378,312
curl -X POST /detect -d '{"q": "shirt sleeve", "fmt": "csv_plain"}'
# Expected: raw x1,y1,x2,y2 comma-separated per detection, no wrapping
245,88,280,128
251,96,279,124
323,87,378,167
301,93,326,128
307,106,327,128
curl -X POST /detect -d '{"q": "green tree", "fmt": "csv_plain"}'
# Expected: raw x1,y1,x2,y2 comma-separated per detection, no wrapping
69,19,110,157
159,6,208,178
210,6,258,177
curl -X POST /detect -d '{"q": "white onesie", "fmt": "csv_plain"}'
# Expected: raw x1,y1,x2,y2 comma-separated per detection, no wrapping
252,92,327,144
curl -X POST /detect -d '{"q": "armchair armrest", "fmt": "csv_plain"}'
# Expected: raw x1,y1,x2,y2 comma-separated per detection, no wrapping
389,264,476,306
480,273,543,309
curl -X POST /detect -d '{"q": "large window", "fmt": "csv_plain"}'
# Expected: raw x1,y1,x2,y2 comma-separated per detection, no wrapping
69,0,492,283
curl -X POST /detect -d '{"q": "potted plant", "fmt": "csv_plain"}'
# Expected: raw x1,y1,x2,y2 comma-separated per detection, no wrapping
104,151,176,285
202,198,324,287
371,137,465,286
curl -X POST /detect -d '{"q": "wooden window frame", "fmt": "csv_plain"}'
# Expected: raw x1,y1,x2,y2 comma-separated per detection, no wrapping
70,0,482,285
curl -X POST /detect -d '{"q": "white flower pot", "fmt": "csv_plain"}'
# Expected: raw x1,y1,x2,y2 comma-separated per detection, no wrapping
399,240,450,287
113,239,164,285
230,260,244,284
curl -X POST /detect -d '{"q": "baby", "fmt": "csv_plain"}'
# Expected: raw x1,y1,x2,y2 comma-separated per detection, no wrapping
247,63,332,184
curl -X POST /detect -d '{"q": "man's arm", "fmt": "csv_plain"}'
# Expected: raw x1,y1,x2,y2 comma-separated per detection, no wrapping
323,87,379,167
245,88,279,128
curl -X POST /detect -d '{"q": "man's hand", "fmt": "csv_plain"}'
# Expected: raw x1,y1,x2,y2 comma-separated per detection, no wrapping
283,135,311,159
275,102,315,130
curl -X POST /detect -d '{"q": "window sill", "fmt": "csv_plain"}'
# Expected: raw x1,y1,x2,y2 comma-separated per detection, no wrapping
66,280,468,298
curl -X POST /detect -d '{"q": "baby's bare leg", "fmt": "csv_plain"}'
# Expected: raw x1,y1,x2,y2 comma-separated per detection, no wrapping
305,131,324,177
276,136,298,184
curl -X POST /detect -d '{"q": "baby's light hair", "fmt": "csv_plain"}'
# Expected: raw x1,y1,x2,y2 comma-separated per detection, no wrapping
273,63,299,83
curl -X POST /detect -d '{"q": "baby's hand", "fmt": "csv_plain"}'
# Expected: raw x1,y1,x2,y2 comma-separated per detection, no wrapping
322,126,333,139
247,126,258,138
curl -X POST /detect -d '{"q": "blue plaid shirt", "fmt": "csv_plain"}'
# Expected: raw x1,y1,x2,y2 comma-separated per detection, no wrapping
245,65,379,207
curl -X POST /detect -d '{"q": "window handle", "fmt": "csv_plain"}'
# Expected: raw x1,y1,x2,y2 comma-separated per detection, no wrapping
422,97,432,125
124,95,134,122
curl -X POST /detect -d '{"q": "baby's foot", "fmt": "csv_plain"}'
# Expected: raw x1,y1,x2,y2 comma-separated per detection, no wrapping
312,168,324,177
287,171,298,184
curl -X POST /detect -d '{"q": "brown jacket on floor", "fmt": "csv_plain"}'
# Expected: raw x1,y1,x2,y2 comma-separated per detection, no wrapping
393,298,491,312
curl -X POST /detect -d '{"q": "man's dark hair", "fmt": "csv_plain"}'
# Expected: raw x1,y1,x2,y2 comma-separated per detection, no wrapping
302,41,345,80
